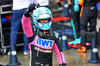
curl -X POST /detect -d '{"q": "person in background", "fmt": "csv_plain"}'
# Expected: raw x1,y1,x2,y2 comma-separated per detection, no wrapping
22,4,67,66
8,0,34,55
52,0,63,11
77,0,100,52
67,0,72,9
68,0,81,46
33,0,50,8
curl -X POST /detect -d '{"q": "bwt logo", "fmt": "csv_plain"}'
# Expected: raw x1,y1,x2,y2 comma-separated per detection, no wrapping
36,37,53,47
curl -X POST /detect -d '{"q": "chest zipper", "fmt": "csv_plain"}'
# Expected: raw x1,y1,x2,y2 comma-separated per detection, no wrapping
37,29,39,57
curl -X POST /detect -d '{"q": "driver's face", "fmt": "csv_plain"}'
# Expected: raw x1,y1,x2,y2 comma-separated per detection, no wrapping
39,19,49,23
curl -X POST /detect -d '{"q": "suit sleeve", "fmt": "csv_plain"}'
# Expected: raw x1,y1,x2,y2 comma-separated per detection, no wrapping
53,32,66,65
21,15,33,37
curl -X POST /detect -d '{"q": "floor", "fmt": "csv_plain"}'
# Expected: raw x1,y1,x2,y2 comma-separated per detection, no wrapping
0,47,100,66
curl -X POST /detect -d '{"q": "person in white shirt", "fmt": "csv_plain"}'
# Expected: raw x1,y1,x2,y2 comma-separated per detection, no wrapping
9,0,34,55
33,0,49,8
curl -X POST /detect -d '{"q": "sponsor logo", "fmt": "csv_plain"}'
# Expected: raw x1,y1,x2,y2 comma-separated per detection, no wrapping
36,37,53,47
34,47,52,53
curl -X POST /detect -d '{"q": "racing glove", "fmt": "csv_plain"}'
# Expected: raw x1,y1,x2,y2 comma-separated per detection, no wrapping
74,0,79,12
59,63,66,66
24,3,36,17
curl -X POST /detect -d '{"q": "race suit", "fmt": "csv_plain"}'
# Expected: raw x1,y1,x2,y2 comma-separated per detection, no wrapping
22,15,66,66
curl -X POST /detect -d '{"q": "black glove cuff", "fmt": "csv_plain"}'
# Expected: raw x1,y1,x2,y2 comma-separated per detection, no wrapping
24,11,31,17
59,63,66,66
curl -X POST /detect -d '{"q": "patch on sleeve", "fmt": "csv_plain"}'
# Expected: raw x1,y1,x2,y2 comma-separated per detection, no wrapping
54,31,59,38
33,26,36,31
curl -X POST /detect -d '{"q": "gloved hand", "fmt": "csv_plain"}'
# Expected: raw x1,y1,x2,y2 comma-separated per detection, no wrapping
27,3,36,12
74,0,79,12
59,63,66,66
24,3,36,17
74,4,79,12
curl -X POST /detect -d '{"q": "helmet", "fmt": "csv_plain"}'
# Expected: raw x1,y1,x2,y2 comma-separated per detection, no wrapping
32,7,52,30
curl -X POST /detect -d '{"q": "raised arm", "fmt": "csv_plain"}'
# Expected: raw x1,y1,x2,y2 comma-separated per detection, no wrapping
21,4,36,37
22,15,33,37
